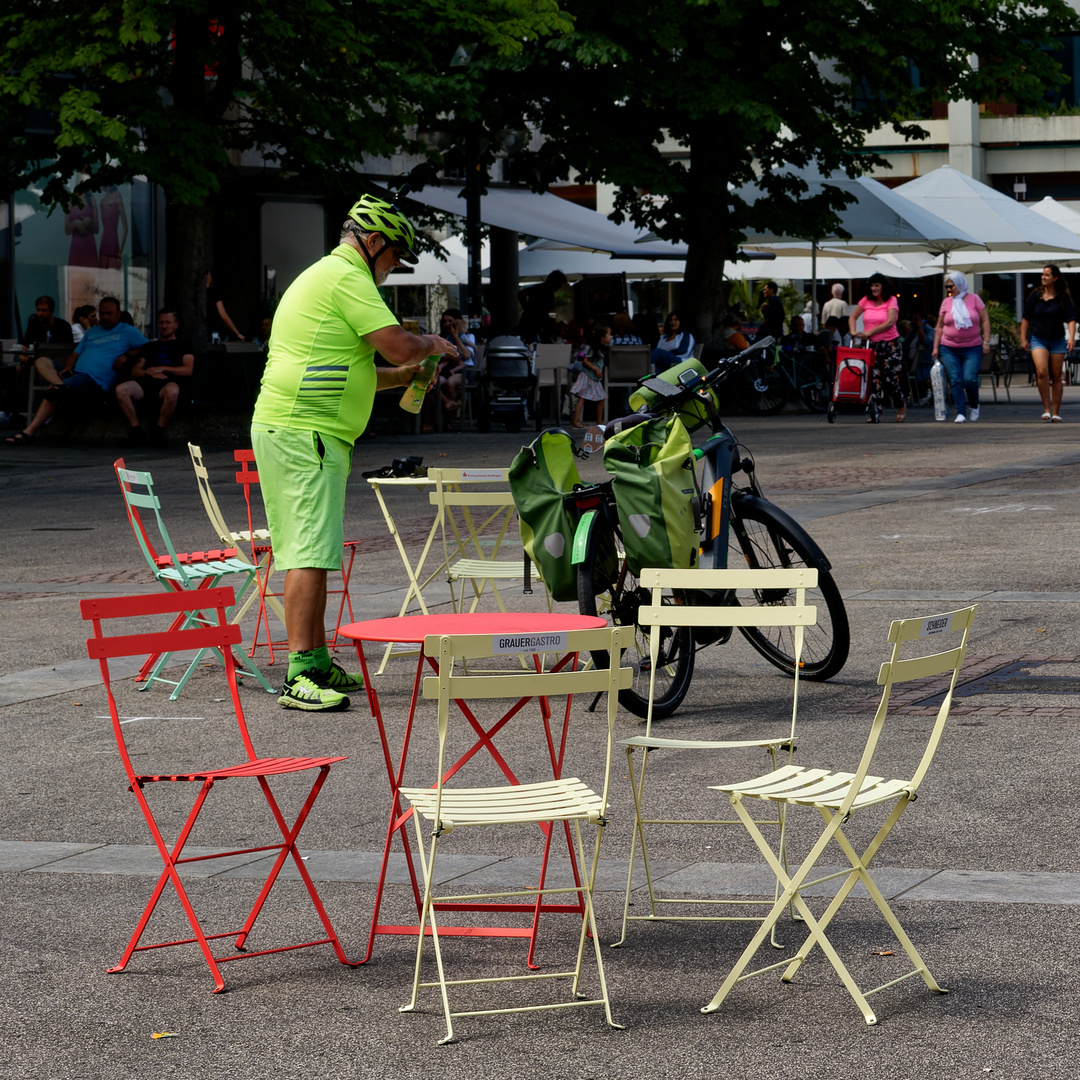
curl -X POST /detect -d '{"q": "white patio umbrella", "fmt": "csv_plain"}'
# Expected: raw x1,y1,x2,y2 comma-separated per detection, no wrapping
920,195,1080,274
736,167,985,327
893,167,1080,256
1029,195,1080,237
387,241,469,285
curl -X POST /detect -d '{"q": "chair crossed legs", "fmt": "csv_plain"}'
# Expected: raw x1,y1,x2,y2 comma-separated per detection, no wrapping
81,587,355,991
702,605,977,1024
614,567,817,948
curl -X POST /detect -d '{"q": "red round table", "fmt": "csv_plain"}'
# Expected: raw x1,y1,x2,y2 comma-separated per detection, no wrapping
337,611,609,964
340,611,606,644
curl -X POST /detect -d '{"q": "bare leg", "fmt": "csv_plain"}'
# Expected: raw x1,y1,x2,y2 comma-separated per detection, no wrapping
1050,352,1066,416
1032,348,1052,413
283,568,328,652
156,382,180,427
596,399,605,424
19,397,59,438
114,380,144,427
33,356,65,388
572,396,584,426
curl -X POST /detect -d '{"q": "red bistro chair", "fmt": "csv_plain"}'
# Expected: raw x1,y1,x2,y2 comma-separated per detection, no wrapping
233,449,359,664
81,587,355,992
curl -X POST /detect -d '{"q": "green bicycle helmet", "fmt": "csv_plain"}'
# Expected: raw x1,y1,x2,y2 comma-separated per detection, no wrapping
347,194,419,264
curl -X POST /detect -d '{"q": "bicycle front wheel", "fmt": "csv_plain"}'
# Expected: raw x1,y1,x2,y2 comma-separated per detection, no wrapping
732,355,789,416
728,493,849,681
577,523,695,720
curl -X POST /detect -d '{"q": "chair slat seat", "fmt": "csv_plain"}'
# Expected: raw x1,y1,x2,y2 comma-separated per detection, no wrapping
619,735,791,752
402,778,603,826
449,557,529,581
135,754,348,784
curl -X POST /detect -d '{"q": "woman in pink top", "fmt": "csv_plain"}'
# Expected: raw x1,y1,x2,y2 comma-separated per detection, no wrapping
849,274,906,422
932,270,990,424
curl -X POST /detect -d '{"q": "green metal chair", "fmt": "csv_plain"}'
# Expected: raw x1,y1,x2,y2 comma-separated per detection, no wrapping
114,458,275,700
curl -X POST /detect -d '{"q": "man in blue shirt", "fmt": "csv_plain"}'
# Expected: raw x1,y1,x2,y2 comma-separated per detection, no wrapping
5,296,147,445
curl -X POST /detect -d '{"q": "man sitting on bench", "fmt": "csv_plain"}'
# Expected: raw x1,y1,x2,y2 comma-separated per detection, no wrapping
115,308,195,446
4,296,147,446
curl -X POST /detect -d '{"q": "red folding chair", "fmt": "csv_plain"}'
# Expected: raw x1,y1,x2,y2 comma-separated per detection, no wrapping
81,587,356,992
234,449,359,664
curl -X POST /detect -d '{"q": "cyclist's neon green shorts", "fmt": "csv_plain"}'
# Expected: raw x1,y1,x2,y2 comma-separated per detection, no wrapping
251,424,354,572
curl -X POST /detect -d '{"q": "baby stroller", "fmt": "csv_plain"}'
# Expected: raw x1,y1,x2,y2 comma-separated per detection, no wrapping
827,346,879,423
477,335,538,433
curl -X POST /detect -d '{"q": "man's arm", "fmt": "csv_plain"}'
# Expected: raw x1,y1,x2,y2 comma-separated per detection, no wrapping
365,324,458,367
375,362,422,390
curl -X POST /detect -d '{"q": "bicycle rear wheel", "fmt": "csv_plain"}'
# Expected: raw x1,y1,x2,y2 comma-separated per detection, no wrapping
795,361,829,413
576,524,695,720
728,492,849,681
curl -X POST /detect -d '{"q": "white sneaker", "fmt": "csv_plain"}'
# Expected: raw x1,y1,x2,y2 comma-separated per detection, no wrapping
954,413,966,423
967,406,980,423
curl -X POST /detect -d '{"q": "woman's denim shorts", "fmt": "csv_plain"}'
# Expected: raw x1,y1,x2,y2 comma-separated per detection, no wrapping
1030,335,1068,354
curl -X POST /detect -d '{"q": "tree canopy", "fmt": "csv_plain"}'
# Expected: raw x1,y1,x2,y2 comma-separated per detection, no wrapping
466,0,1079,339
0,0,572,338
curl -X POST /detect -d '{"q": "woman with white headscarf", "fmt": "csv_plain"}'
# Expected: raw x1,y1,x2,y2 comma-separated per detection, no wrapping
932,270,990,424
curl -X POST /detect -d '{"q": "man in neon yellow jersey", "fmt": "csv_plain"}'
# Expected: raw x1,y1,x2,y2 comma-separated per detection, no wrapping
252,192,458,711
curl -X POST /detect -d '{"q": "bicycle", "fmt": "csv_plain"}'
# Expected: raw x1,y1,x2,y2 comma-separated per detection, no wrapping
730,340,830,416
564,341,850,719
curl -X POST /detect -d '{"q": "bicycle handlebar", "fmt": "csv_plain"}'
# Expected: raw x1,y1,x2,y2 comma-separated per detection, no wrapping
587,338,776,445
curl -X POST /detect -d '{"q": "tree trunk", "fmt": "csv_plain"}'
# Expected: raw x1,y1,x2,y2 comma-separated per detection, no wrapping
682,227,729,349
164,199,213,349
681,122,732,349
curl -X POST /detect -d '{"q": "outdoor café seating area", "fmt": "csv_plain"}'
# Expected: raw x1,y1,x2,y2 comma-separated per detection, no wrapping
80,447,979,1045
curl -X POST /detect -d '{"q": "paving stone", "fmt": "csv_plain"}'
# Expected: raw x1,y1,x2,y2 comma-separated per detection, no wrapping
653,862,937,900
0,840,106,871
216,848,501,886
902,869,1080,905
25,843,280,877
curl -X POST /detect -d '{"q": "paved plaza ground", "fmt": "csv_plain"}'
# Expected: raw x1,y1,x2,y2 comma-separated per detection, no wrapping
2,385,1080,1078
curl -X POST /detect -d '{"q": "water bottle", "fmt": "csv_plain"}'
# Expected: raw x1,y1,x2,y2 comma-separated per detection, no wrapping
399,355,439,413
930,359,946,421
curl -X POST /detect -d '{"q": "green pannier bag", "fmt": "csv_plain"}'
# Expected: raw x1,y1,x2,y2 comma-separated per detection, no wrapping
508,430,584,603
603,415,700,576
627,357,718,433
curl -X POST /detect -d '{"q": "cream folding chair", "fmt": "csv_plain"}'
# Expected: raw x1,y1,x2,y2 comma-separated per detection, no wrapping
428,467,551,614
613,567,816,948
187,443,284,629
703,605,977,1025
398,625,633,1044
